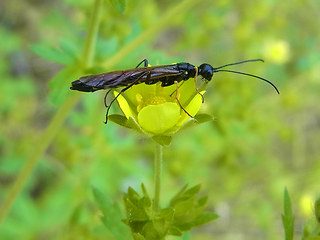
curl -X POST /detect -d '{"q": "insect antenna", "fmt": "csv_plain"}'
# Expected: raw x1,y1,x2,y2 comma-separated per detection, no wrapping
214,59,264,70
213,69,280,94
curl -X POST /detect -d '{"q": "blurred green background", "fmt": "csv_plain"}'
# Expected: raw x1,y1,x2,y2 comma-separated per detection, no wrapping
1,0,320,239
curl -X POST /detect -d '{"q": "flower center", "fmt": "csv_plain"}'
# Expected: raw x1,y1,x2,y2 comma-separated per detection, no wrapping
136,93,173,112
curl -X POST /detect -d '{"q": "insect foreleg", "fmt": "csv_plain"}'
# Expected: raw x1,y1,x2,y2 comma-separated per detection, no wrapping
135,59,149,68
193,66,204,103
174,81,193,118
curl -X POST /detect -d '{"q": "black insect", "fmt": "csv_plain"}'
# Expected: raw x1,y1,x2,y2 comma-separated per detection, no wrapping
70,59,279,123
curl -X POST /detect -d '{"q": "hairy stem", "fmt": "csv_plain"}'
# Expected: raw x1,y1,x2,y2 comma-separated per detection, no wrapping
153,143,163,212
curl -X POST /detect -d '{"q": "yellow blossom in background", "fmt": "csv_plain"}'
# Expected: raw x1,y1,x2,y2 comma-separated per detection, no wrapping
299,194,314,218
263,39,290,64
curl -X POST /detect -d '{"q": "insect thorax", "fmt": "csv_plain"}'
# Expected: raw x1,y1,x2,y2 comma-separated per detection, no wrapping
176,63,197,79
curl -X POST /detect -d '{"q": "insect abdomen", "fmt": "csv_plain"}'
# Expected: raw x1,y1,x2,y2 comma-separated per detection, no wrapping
70,80,98,92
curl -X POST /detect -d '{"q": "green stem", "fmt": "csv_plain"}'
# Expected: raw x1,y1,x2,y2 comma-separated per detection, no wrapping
153,143,163,212
102,0,196,69
0,0,103,229
0,94,81,228
82,0,103,68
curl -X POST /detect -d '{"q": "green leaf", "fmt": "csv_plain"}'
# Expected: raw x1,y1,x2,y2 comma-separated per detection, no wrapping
123,187,150,222
168,185,218,233
159,208,175,222
179,113,214,132
48,65,82,106
59,39,81,60
170,185,201,206
92,187,131,240
194,113,215,123
152,135,172,146
192,212,219,227
108,114,130,127
184,184,201,197
141,184,149,198
168,226,183,236
315,198,320,223
197,196,208,207
110,0,126,14
170,185,188,204
30,44,74,65
108,115,145,134
127,117,145,134
282,188,295,240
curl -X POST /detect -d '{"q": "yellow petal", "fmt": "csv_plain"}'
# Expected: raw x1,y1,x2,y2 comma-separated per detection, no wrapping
177,91,205,126
138,102,181,135
114,91,135,119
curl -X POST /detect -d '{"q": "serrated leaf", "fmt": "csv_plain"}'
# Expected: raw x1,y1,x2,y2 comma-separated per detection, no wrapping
59,39,81,60
110,0,126,14
168,226,183,236
152,135,172,146
184,185,201,197
170,184,201,205
197,196,208,207
282,188,295,240
170,185,189,205
141,184,149,198
159,208,175,222
123,188,149,222
139,197,152,209
127,187,140,202
92,187,131,240
192,212,219,227
30,44,74,65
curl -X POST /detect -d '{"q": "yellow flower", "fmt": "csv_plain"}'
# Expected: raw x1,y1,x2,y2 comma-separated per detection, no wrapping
263,39,290,64
108,77,213,145
299,194,314,217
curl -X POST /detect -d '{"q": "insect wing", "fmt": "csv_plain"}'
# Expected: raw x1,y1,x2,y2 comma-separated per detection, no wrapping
70,64,182,92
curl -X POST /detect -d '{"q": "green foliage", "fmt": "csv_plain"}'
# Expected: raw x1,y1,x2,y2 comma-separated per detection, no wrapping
109,0,127,14
92,187,131,240
315,199,320,224
283,189,320,240
120,184,218,239
282,188,295,240
1,0,320,239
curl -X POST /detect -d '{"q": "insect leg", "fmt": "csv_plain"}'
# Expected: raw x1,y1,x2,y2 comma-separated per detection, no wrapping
104,71,151,124
103,89,113,108
135,59,149,68
193,66,204,103
174,81,193,118
169,81,185,97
